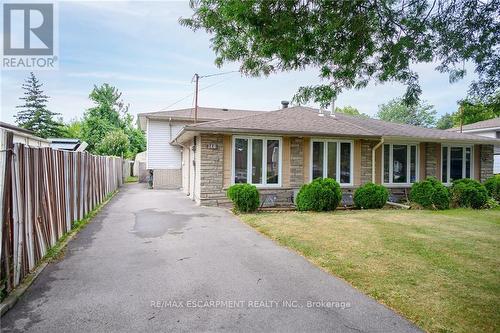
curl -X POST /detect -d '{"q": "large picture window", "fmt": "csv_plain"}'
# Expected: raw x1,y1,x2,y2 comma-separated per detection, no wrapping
233,136,282,186
311,140,353,185
441,145,472,183
383,143,418,184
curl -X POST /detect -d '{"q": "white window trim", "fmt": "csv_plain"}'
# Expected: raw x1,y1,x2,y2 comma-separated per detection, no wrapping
231,135,283,188
382,143,420,186
310,139,354,187
441,144,474,184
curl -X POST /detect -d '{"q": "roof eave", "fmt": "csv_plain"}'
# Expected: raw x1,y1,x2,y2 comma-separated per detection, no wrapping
382,135,500,145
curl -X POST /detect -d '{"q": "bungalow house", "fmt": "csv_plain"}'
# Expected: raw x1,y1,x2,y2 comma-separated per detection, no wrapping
447,117,500,174
169,105,498,207
138,107,267,188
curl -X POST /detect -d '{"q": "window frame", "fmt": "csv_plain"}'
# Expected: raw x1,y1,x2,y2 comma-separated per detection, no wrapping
441,144,474,184
309,139,354,187
381,143,420,186
231,135,283,188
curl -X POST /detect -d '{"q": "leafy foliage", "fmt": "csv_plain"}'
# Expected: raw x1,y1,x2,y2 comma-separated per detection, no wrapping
227,183,260,212
450,178,489,209
61,119,83,138
335,106,370,118
353,183,389,209
181,0,500,106
435,113,455,129
410,177,450,210
454,93,500,126
435,92,499,130
483,174,500,202
81,84,145,158
377,98,436,127
15,72,63,138
295,178,342,212
96,129,130,157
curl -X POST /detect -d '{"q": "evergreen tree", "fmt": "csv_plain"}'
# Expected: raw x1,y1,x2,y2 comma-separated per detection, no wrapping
15,72,63,138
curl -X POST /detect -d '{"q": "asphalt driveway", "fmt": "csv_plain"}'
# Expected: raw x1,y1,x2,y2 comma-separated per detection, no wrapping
1,183,421,332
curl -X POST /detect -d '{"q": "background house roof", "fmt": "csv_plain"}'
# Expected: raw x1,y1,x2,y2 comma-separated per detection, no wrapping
174,106,500,144
447,117,500,132
137,107,267,130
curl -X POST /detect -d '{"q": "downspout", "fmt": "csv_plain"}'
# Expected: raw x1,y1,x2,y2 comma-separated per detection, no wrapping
372,138,384,183
168,117,172,140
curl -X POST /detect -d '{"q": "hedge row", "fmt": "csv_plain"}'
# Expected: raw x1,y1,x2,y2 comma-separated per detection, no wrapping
226,175,500,212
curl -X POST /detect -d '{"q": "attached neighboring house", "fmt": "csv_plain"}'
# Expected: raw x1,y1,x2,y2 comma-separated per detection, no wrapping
138,107,267,188
447,117,500,174
168,106,498,207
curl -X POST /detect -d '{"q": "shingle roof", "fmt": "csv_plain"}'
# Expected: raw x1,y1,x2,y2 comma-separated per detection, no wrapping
137,106,268,130
174,106,499,144
447,117,500,132
140,106,266,121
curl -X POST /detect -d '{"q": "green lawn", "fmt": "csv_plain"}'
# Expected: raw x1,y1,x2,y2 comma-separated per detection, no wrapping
240,209,500,333
125,176,138,183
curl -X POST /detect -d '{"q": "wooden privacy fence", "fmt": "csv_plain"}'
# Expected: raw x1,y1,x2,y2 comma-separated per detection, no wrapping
1,142,123,293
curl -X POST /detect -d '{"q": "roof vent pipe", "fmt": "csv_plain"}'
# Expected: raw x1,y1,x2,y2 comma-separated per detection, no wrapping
281,100,289,109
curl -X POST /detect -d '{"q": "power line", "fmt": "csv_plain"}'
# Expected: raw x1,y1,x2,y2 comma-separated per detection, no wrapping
199,70,239,79
161,92,194,110
162,71,239,112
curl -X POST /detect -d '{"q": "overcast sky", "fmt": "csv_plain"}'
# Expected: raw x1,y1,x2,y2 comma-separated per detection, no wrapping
1,1,477,124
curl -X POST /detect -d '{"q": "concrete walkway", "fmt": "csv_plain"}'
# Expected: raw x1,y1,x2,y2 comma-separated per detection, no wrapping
1,183,421,332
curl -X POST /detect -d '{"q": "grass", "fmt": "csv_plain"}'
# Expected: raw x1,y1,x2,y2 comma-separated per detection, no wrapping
125,176,138,183
240,208,500,333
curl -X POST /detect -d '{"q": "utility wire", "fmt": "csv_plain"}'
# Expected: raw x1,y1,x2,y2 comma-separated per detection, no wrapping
162,71,239,111
199,70,240,79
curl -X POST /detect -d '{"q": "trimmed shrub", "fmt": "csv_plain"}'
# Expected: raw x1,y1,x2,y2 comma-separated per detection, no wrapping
410,177,450,210
450,178,489,209
295,178,342,212
353,183,389,209
226,183,260,212
483,174,500,202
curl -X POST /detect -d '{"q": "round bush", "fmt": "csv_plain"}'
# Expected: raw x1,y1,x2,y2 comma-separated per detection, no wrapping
226,183,260,212
410,177,450,210
483,174,500,202
295,178,342,212
353,183,389,209
450,178,489,209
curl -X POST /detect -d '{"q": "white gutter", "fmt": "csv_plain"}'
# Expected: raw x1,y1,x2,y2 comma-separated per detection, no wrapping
372,138,384,183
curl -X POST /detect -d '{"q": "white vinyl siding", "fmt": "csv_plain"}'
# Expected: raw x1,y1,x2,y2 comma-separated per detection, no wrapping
146,119,186,169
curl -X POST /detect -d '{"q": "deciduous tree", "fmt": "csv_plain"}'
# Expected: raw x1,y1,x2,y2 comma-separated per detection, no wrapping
181,0,499,106
335,106,370,118
377,98,436,127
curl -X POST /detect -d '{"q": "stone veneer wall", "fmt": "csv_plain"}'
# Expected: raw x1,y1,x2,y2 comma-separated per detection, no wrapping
480,144,494,182
425,143,438,178
289,137,304,188
360,140,376,184
198,134,228,206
